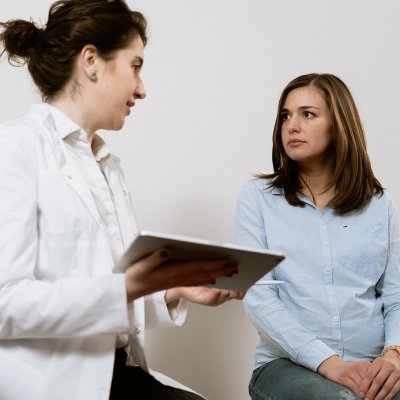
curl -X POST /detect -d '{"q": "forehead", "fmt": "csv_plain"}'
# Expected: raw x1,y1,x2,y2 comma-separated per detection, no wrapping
283,86,326,108
114,35,144,60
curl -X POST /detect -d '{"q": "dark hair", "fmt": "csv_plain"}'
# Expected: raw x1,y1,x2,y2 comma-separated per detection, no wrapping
0,0,147,101
257,73,383,214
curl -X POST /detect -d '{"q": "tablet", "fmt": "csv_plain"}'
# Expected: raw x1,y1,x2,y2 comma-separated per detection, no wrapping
115,230,285,291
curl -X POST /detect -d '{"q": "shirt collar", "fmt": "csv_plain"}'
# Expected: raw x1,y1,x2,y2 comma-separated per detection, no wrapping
270,185,315,206
91,134,111,162
45,103,111,163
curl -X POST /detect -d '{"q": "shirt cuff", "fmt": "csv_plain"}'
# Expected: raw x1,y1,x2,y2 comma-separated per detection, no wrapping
144,290,188,327
296,338,337,371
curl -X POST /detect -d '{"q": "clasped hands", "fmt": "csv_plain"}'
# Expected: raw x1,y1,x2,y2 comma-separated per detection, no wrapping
318,352,400,400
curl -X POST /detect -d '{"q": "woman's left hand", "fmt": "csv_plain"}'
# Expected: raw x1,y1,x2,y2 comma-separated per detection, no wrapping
166,286,246,307
357,354,400,400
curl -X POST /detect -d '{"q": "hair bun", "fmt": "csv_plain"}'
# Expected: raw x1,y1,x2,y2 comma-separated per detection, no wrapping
1,19,43,59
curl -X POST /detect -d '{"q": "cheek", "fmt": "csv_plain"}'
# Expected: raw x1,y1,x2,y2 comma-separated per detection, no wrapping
312,125,332,148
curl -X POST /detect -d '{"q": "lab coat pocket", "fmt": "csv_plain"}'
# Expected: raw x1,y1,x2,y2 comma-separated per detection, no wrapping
339,224,387,281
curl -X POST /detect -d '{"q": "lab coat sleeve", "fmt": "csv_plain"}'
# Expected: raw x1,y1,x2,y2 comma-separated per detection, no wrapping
144,291,188,328
0,125,129,339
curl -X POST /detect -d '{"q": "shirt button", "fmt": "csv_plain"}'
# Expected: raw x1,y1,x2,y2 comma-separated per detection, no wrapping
325,266,331,272
323,241,329,247
327,290,334,296
337,344,343,351
135,328,141,335
333,317,339,322
320,221,326,225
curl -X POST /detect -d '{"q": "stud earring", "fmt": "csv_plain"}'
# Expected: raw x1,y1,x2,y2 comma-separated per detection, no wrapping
89,71,97,81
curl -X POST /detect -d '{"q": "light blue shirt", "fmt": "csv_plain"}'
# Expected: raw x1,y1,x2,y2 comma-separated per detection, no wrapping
234,179,400,372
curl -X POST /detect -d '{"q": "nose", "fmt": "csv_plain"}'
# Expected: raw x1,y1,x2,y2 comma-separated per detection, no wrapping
286,114,300,134
134,78,146,100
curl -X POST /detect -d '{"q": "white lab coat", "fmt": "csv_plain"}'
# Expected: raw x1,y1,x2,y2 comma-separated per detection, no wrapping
0,103,190,400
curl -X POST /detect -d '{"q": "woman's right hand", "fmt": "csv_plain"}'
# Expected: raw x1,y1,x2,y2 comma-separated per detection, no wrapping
317,355,371,395
124,248,238,302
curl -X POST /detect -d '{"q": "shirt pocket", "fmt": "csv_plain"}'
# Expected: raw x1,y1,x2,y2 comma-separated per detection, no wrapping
339,224,388,281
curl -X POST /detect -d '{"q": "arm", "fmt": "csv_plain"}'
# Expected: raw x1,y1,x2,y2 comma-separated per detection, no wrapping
0,128,129,338
357,193,400,400
234,182,336,371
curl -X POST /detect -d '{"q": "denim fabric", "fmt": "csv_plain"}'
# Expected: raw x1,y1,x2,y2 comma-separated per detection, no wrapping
249,359,400,400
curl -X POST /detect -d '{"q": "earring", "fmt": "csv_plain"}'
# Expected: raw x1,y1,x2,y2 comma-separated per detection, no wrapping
89,71,97,81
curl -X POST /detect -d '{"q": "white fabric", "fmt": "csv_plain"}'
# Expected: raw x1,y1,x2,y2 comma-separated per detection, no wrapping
0,103,191,400
149,369,206,397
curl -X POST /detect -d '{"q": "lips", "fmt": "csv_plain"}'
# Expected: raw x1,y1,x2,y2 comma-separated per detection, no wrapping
126,101,135,116
288,139,306,146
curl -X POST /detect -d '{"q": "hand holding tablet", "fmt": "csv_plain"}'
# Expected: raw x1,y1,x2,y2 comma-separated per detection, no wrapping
116,230,285,291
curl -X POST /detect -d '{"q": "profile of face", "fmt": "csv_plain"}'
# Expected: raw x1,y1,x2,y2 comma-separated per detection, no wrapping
280,86,333,167
91,35,146,132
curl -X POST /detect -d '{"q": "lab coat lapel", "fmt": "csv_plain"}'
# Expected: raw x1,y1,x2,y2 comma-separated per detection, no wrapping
100,155,138,249
60,161,103,227
38,105,104,230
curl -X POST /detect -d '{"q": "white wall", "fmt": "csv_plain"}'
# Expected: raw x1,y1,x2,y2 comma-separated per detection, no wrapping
1,1,399,399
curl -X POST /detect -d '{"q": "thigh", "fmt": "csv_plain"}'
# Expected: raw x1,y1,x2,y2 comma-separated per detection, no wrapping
249,359,362,400
110,349,205,400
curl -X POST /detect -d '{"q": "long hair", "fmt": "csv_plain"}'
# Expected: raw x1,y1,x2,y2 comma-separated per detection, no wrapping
258,73,383,214
0,0,147,101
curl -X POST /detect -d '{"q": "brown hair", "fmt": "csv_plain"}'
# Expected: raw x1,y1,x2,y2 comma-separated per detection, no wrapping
0,0,147,101
258,73,383,214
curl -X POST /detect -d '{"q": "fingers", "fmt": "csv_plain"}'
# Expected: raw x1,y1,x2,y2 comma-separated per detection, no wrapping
137,247,172,269
360,357,400,400
171,261,239,287
380,375,400,400
211,289,243,306
125,248,240,302
342,363,371,395
358,359,382,398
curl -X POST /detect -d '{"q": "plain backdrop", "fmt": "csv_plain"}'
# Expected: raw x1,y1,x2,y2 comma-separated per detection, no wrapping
1,1,400,399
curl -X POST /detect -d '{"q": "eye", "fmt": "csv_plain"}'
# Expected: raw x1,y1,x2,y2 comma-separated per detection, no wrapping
131,64,142,73
303,111,315,119
281,113,290,122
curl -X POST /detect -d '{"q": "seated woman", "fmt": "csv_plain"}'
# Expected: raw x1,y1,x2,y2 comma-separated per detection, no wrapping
234,73,400,400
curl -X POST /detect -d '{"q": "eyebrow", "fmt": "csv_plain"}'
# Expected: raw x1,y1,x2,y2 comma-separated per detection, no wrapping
281,105,320,112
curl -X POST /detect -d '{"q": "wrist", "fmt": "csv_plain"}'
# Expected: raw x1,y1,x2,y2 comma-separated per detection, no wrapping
382,346,400,358
317,355,343,377
382,348,400,367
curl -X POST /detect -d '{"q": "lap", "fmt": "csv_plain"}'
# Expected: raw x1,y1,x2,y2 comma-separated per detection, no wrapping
250,359,360,400
110,348,205,400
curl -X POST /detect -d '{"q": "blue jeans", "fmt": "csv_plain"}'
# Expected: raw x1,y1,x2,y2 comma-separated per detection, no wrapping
249,359,400,400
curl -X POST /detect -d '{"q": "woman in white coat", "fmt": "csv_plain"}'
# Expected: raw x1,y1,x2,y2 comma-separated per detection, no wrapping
0,1,244,399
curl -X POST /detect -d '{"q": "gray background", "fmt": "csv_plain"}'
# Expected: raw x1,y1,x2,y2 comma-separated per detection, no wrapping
1,1,399,399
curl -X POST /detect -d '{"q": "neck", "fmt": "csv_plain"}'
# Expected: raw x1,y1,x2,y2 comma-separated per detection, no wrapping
49,95,96,144
298,161,335,212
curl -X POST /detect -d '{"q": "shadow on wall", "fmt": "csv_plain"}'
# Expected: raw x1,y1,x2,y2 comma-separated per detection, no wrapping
146,300,258,400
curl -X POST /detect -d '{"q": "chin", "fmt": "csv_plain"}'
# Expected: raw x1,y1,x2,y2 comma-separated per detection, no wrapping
110,119,125,132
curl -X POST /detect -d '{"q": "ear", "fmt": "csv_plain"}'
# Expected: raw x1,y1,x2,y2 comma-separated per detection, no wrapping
79,44,99,80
